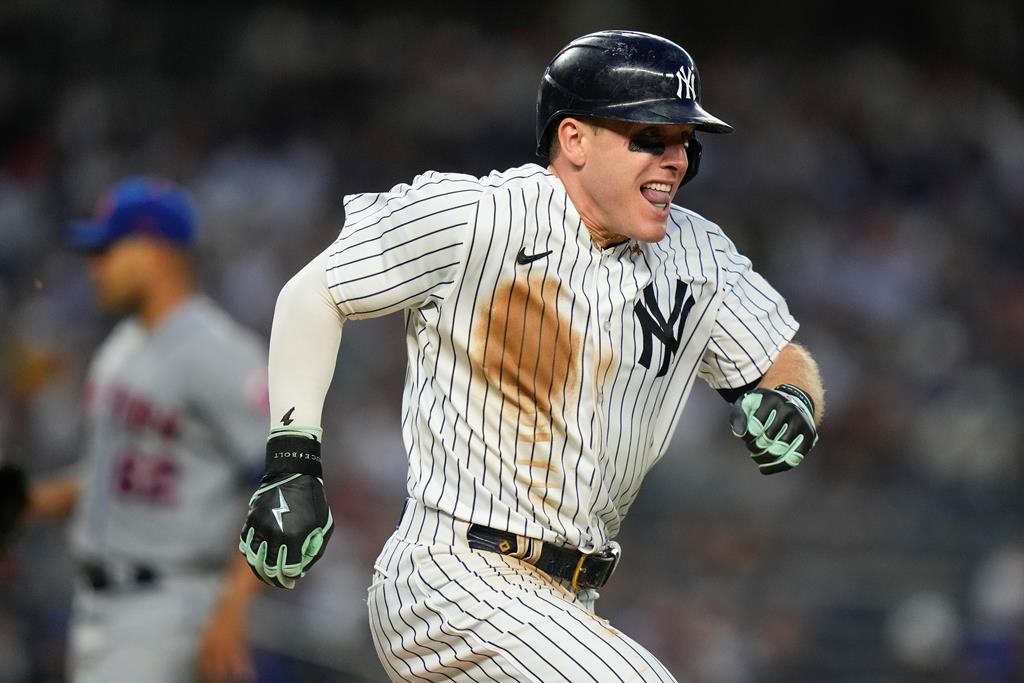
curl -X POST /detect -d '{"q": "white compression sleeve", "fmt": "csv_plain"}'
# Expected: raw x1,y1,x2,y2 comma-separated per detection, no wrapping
267,247,343,433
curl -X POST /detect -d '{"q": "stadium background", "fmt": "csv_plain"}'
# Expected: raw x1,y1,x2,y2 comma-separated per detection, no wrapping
1,1,1022,680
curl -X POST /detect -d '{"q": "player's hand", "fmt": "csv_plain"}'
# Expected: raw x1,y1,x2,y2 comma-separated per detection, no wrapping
0,465,28,551
238,432,333,589
730,384,818,475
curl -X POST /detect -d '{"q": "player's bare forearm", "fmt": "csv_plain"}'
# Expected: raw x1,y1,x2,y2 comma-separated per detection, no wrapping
26,476,80,523
730,342,823,474
197,554,262,681
222,553,267,606
211,553,264,636
757,342,825,424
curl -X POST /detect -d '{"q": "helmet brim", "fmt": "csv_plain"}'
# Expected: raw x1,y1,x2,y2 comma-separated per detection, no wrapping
536,98,732,157
583,99,733,134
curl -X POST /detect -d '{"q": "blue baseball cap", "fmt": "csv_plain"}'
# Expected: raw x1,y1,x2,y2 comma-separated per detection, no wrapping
67,176,198,252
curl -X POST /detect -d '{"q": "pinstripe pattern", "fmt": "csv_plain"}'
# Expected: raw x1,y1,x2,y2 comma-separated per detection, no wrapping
325,164,797,678
368,500,678,682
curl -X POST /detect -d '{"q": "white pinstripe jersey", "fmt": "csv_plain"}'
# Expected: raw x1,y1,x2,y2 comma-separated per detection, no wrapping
326,163,797,552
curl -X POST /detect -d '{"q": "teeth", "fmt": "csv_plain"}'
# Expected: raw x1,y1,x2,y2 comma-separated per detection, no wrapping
642,182,672,192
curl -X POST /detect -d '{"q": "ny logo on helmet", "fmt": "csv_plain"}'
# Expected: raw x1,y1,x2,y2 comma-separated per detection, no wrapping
666,66,697,100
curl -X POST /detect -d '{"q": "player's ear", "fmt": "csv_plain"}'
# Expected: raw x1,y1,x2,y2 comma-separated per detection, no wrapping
555,118,589,167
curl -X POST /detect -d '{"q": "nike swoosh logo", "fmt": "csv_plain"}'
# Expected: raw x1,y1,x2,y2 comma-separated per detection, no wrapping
516,247,552,265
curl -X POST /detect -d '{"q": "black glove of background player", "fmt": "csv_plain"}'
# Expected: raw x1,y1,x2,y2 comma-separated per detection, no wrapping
0,464,28,551
239,431,333,589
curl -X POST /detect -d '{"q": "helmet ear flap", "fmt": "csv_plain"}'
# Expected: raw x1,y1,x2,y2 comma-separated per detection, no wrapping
681,135,702,185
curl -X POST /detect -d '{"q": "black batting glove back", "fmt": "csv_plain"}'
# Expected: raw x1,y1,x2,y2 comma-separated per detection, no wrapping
730,384,819,474
239,435,333,589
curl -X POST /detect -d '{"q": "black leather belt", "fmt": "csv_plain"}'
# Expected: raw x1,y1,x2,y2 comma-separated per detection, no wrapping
467,524,620,591
80,562,159,592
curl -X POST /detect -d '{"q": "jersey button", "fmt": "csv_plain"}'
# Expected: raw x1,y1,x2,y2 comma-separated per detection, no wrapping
602,320,611,331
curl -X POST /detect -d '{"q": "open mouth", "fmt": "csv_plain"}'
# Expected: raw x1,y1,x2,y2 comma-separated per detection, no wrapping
640,182,673,210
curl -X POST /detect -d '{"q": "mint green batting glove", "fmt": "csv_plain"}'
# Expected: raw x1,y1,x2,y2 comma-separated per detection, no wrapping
238,430,333,589
729,384,819,475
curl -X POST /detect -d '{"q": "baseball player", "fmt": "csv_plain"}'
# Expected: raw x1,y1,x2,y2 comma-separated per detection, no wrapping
240,30,825,681
22,177,269,682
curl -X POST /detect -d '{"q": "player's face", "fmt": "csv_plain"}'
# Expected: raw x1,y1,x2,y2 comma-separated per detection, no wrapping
86,239,150,313
575,120,694,245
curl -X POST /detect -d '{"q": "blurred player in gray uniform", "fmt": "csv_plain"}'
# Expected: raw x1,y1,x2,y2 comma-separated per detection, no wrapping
25,177,268,682
239,30,826,681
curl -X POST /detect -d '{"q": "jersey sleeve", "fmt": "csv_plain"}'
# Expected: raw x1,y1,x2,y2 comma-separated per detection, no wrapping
325,171,481,319
189,330,269,473
698,235,799,391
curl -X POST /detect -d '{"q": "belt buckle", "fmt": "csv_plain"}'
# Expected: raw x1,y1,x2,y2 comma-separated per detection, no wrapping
570,541,621,591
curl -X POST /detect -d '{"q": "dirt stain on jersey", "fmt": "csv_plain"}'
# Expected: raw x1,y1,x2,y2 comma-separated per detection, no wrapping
472,275,580,443
516,458,561,511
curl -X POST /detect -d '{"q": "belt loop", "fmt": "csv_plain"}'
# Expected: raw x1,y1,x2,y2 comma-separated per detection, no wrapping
570,553,588,592
522,536,543,564
508,534,539,561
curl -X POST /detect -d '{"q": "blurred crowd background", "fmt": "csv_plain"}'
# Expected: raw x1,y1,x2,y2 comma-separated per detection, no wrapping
1,1,1022,681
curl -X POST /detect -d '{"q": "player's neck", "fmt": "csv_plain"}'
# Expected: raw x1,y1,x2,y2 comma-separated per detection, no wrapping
139,279,194,329
582,218,627,249
549,164,625,249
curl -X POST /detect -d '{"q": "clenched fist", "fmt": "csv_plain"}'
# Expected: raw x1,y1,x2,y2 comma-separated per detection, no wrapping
239,433,333,589
730,384,819,475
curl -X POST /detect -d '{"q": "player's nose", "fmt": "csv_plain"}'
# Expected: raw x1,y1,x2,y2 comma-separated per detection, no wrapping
660,142,688,173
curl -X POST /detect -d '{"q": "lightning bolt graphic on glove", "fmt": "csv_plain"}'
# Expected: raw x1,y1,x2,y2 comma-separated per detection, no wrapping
272,489,290,531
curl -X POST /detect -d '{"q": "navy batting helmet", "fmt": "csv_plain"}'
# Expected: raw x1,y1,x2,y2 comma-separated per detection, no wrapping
536,30,732,184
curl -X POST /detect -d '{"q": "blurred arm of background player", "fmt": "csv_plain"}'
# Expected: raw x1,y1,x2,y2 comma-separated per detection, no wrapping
23,473,265,682
24,475,80,522
196,555,264,682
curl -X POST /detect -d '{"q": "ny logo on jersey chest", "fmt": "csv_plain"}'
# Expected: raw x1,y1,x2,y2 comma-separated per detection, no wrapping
633,279,695,377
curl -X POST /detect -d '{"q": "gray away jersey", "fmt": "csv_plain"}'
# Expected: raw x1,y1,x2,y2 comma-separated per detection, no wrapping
70,296,268,569
326,164,798,552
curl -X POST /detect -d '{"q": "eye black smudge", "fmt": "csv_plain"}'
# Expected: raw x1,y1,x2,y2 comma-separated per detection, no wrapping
628,138,666,155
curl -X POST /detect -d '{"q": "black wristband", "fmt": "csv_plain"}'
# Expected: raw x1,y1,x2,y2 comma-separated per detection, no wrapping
717,377,761,404
265,435,323,478
774,384,815,418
